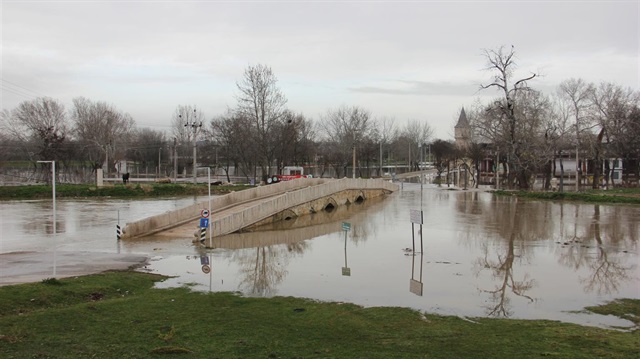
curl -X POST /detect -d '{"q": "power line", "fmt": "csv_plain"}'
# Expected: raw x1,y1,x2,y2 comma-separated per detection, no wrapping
1,79,46,98
1,84,38,100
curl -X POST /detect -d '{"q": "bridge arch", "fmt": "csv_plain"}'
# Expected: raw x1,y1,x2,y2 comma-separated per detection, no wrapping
323,197,338,212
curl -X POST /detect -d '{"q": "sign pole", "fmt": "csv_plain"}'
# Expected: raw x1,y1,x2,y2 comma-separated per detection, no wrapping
208,167,212,248
341,222,352,276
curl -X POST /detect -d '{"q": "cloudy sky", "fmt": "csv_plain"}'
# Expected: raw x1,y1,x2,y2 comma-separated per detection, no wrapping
2,0,638,139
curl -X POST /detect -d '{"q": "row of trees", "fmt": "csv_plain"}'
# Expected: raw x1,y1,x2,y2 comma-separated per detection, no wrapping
2,47,638,188
422,46,639,191
0,64,434,182
1,97,137,174
466,46,640,190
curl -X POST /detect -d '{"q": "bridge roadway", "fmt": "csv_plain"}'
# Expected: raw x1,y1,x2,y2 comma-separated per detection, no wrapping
384,168,438,180
121,177,398,241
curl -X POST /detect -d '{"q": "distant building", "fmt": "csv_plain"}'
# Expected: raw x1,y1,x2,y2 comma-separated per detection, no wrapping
454,107,471,150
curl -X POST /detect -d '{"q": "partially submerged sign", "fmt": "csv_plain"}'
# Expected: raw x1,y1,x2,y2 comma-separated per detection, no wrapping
410,209,423,224
410,279,423,296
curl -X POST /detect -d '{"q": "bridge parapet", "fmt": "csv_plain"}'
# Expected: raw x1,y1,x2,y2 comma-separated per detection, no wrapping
122,178,398,239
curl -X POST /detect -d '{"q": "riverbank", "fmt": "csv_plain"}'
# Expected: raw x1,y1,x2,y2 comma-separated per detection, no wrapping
493,187,640,205
0,271,637,358
0,183,253,200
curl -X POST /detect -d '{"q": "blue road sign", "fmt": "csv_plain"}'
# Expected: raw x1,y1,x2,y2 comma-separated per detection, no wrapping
199,218,209,228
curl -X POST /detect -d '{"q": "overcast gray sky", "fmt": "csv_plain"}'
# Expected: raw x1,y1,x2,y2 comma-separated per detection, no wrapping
2,0,638,139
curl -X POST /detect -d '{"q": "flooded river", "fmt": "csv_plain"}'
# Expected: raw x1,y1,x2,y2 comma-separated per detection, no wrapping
1,184,638,328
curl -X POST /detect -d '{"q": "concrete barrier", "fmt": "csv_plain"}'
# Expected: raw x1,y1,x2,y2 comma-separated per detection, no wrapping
122,178,398,239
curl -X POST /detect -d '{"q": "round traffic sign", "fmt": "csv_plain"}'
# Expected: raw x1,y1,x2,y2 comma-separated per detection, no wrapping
201,209,210,218
202,265,211,274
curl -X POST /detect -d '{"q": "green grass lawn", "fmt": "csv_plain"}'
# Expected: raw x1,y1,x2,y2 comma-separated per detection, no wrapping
1,272,638,358
494,188,640,205
0,183,252,200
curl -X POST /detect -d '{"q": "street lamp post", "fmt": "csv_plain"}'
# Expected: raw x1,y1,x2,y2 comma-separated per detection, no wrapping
198,166,212,248
37,160,57,276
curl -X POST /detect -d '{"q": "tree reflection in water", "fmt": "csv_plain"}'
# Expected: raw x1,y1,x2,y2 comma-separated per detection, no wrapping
463,192,638,318
474,198,536,317
582,205,634,295
236,242,308,297
555,204,635,295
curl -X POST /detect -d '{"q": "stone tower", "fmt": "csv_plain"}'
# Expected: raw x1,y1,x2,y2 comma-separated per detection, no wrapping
454,107,471,150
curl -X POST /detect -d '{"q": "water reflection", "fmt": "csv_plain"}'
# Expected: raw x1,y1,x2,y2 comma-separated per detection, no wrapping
409,253,424,296
473,199,536,317
580,205,633,295
455,194,638,318
3,186,639,328
1,196,212,254
342,229,351,277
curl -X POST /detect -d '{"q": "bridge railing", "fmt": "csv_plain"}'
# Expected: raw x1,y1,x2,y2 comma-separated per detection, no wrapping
122,177,397,239
214,178,398,237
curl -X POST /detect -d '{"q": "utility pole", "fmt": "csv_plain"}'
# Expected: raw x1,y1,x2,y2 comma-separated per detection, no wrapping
352,145,356,179
576,125,580,192
352,131,357,179
379,140,382,177
173,138,178,183
105,146,108,179
181,108,202,184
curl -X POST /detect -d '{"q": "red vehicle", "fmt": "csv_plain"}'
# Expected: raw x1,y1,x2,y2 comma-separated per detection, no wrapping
266,166,312,184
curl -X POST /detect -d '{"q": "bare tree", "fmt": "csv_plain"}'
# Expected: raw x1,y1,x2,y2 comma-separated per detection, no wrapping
320,105,373,178
209,111,254,182
398,120,434,171
589,82,640,188
544,93,578,192
1,97,69,163
372,116,398,176
71,97,135,174
273,111,317,174
480,45,537,189
557,78,594,190
170,105,205,178
235,64,288,177
126,128,167,176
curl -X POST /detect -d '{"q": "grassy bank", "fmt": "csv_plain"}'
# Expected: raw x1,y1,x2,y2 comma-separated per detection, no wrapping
0,272,637,358
494,188,640,205
0,183,252,200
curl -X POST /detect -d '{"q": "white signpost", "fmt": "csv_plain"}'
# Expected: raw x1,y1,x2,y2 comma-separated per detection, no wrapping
409,209,425,295
342,222,351,276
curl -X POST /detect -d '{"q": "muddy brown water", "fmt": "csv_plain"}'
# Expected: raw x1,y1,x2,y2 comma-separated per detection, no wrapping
1,185,638,328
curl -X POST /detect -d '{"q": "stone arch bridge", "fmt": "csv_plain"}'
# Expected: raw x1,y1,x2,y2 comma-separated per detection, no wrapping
121,178,398,240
